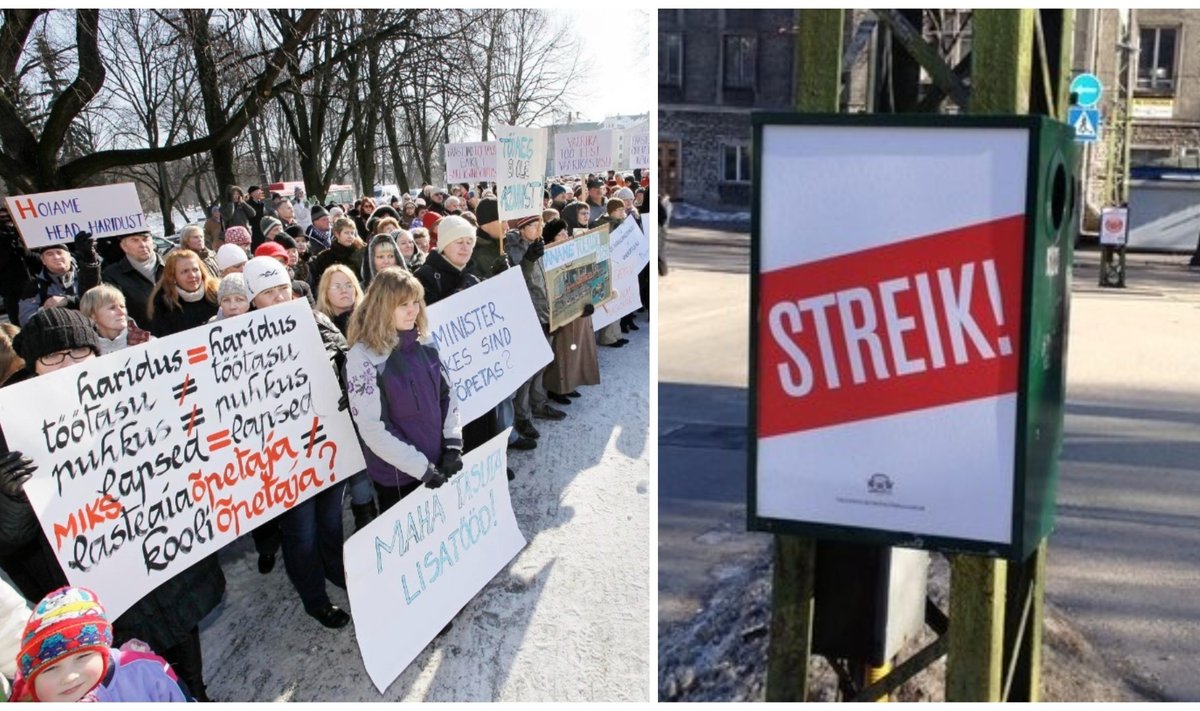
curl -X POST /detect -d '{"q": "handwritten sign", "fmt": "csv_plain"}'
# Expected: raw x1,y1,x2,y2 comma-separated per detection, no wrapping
545,225,614,331
346,428,525,693
444,142,497,183
425,268,553,424
5,183,146,249
626,125,650,170
495,125,547,221
554,130,614,176
592,216,647,330
0,299,366,618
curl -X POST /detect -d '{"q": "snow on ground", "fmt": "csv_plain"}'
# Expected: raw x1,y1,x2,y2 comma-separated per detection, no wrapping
671,203,751,226
200,322,650,702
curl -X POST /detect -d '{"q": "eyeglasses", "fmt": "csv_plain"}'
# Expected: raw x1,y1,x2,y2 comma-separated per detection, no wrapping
329,283,357,292
38,347,93,366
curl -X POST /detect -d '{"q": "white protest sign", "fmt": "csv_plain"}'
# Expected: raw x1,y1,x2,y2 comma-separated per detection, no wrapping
346,429,525,693
554,129,614,175
496,125,547,221
5,183,147,249
0,299,366,618
444,142,497,183
425,268,553,424
1099,206,1128,246
626,124,650,170
592,216,648,330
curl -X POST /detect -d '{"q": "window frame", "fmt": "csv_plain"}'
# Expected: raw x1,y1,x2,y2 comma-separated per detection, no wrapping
660,32,684,87
1136,25,1180,95
722,34,757,91
720,144,752,184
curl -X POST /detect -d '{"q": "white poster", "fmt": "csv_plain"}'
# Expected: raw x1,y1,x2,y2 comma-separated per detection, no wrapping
0,299,366,618
554,130,614,176
496,125,547,221
593,216,647,330
345,429,525,693
1099,206,1129,246
444,142,497,183
5,183,147,249
626,125,650,170
425,268,553,424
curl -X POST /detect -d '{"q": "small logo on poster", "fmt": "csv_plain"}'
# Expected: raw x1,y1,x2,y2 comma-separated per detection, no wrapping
867,473,893,495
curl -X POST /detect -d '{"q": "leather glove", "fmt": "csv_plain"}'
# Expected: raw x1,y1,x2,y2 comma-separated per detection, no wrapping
422,462,447,489
523,239,545,263
73,230,97,259
582,303,595,317
338,391,349,412
438,449,463,478
0,451,36,498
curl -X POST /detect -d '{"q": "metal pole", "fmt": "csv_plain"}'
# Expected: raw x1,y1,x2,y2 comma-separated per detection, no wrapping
765,9,843,702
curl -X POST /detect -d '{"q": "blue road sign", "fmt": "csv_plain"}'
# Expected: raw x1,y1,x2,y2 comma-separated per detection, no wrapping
1070,73,1103,107
1068,107,1100,143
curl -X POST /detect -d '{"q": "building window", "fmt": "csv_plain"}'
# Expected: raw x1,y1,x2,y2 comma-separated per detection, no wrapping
722,145,751,183
723,35,757,90
1138,27,1178,93
660,33,683,87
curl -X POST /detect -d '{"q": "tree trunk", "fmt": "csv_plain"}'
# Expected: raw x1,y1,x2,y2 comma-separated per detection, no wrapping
383,113,409,194
156,162,175,235
479,13,500,140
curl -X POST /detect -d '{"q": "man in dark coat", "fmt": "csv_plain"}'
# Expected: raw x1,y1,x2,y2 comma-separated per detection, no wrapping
16,232,101,326
101,231,164,328
466,197,510,280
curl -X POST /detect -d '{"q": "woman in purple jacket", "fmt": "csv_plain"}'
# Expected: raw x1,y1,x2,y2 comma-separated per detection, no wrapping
344,268,463,511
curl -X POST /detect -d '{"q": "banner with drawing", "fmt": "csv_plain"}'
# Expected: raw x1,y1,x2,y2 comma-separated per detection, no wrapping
5,183,147,249
495,125,547,221
444,141,497,183
544,224,614,332
425,268,553,425
554,129,614,175
592,216,648,331
0,299,366,618
345,429,525,693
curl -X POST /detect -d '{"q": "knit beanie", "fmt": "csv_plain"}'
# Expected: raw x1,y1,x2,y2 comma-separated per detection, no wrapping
309,205,328,222
543,218,568,244
243,256,292,301
254,241,289,263
284,224,306,241
274,232,297,251
223,225,251,248
474,197,499,225
436,215,476,252
217,273,250,304
550,183,568,199
606,197,625,214
260,216,283,237
17,587,113,701
12,308,100,365
216,243,248,272
615,187,635,201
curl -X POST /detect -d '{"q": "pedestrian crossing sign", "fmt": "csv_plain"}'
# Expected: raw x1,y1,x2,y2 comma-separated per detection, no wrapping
1068,107,1100,143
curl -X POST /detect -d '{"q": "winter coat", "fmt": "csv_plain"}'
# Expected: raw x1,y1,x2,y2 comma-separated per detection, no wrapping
148,291,219,338
17,255,101,327
360,233,405,289
504,230,549,324
294,202,312,231
11,640,190,702
562,200,591,235
414,250,480,306
306,225,332,255
111,553,225,655
0,225,36,307
466,227,509,281
345,330,462,488
219,200,255,230
405,249,426,271
102,254,165,328
310,240,365,289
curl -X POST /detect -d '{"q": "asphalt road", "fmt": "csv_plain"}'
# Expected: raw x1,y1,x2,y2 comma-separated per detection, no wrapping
659,225,1200,700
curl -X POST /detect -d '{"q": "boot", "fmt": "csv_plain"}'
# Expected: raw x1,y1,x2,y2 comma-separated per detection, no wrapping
352,501,378,532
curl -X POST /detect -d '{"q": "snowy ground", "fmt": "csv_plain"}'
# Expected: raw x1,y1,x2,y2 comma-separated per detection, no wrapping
670,203,751,226
198,324,650,701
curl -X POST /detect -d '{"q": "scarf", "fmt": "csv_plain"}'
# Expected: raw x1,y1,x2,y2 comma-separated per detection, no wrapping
177,285,206,303
130,255,158,282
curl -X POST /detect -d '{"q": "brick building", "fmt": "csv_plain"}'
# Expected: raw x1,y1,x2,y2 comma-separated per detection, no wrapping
658,9,797,209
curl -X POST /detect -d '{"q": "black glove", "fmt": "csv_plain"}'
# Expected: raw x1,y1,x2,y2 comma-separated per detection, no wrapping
438,449,463,478
582,303,595,317
73,230,97,260
422,462,447,489
0,451,35,498
338,391,349,411
523,239,545,263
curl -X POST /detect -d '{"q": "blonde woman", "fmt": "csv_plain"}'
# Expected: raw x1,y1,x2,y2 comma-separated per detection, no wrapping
79,285,151,354
146,249,219,336
344,269,462,512
315,264,363,337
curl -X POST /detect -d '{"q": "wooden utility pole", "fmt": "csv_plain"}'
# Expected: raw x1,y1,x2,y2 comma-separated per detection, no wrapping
765,9,843,703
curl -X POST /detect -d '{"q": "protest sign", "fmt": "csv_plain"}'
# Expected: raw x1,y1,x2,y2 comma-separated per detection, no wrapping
5,183,147,249
444,141,497,183
346,428,525,693
626,124,649,170
544,225,614,332
0,299,366,618
496,125,547,221
425,268,553,424
554,129,614,175
592,216,647,331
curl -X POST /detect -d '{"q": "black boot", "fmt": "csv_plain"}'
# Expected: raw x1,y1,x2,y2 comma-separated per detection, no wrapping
352,501,378,532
